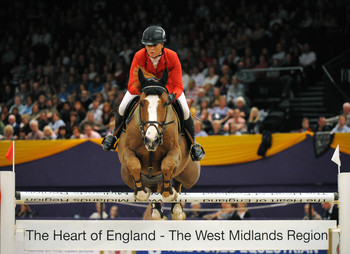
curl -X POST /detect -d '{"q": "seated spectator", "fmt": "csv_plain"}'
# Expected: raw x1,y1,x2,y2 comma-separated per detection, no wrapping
303,204,322,220
209,87,221,108
90,100,103,123
327,102,350,127
185,78,198,104
9,95,24,114
313,116,331,132
83,123,102,139
56,126,69,139
299,117,312,133
218,75,230,96
203,203,237,220
233,203,251,220
80,111,104,133
299,43,317,86
194,119,208,137
200,109,213,134
42,125,56,140
101,102,113,126
247,107,261,134
203,66,219,86
209,96,230,123
38,112,50,131
235,96,249,120
90,202,108,219
186,202,206,219
20,96,34,115
226,123,242,136
48,112,66,135
226,76,245,108
191,65,205,88
235,61,255,86
223,109,246,132
26,119,44,140
70,126,84,139
18,127,27,140
254,54,269,79
331,114,350,133
66,111,79,136
1,125,15,140
321,202,339,224
8,114,20,137
73,100,87,122
16,204,34,218
209,120,226,136
20,114,31,135
108,205,119,219
196,99,212,119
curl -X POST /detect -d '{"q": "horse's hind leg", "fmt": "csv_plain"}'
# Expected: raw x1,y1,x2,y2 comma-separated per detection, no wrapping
171,179,186,220
143,203,165,220
150,202,166,220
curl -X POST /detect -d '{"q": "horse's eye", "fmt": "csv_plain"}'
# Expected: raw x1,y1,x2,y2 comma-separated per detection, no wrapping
140,101,144,107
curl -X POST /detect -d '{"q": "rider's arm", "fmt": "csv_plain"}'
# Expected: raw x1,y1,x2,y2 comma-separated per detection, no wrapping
166,50,183,100
128,50,143,95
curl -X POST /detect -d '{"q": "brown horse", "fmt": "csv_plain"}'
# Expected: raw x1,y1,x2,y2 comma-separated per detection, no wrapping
117,68,200,220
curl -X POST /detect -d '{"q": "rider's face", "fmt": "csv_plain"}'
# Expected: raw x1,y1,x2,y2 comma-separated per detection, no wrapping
145,43,163,58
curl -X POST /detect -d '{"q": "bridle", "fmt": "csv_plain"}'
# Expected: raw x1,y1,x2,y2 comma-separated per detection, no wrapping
138,87,175,147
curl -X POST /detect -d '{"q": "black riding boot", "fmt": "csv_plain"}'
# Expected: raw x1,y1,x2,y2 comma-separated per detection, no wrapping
184,117,206,161
102,111,124,151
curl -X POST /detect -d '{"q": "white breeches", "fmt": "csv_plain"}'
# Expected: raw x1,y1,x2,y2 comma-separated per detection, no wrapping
119,91,190,120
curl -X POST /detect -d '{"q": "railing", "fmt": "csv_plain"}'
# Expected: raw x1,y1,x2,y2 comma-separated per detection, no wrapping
322,49,350,102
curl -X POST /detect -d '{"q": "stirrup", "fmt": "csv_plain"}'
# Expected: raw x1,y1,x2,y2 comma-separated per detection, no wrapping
190,143,206,161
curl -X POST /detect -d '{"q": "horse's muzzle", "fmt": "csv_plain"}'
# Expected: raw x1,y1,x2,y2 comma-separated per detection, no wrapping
143,136,161,151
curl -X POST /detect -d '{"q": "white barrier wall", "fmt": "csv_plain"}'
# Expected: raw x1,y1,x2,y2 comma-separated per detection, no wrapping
339,172,350,253
0,171,15,254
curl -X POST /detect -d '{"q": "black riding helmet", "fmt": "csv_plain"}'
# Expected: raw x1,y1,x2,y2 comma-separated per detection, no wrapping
141,26,166,46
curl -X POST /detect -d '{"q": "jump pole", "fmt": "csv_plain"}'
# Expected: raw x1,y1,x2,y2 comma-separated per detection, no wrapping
16,191,337,204
0,171,15,254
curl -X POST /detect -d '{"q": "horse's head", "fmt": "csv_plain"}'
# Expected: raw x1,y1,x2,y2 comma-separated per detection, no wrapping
138,68,174,151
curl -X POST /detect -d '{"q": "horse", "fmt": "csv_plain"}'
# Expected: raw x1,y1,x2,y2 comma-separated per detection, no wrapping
117,68,201,220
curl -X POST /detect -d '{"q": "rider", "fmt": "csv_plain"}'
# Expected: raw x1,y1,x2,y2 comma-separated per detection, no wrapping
102,26,205,161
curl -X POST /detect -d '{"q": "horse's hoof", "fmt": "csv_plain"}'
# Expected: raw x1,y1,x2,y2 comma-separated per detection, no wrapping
134,187,151,201
151,209,167,220
172,212,186,220
162,187,178,202
171,203,186,220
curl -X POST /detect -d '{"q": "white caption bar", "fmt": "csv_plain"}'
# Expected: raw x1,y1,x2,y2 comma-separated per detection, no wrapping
16,220,336,251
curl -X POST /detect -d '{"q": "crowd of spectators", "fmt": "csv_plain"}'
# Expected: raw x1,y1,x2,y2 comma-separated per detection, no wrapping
1,0,350,140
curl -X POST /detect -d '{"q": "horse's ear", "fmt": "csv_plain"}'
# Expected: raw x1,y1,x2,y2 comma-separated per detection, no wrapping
159,68,168,87
138,68,147,89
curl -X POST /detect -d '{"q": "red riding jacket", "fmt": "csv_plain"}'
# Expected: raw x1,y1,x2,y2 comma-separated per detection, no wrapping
128,48,183,99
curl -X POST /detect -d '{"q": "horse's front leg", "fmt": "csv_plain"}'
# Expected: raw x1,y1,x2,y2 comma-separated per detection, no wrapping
124,149,150,201
161,148,180,201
